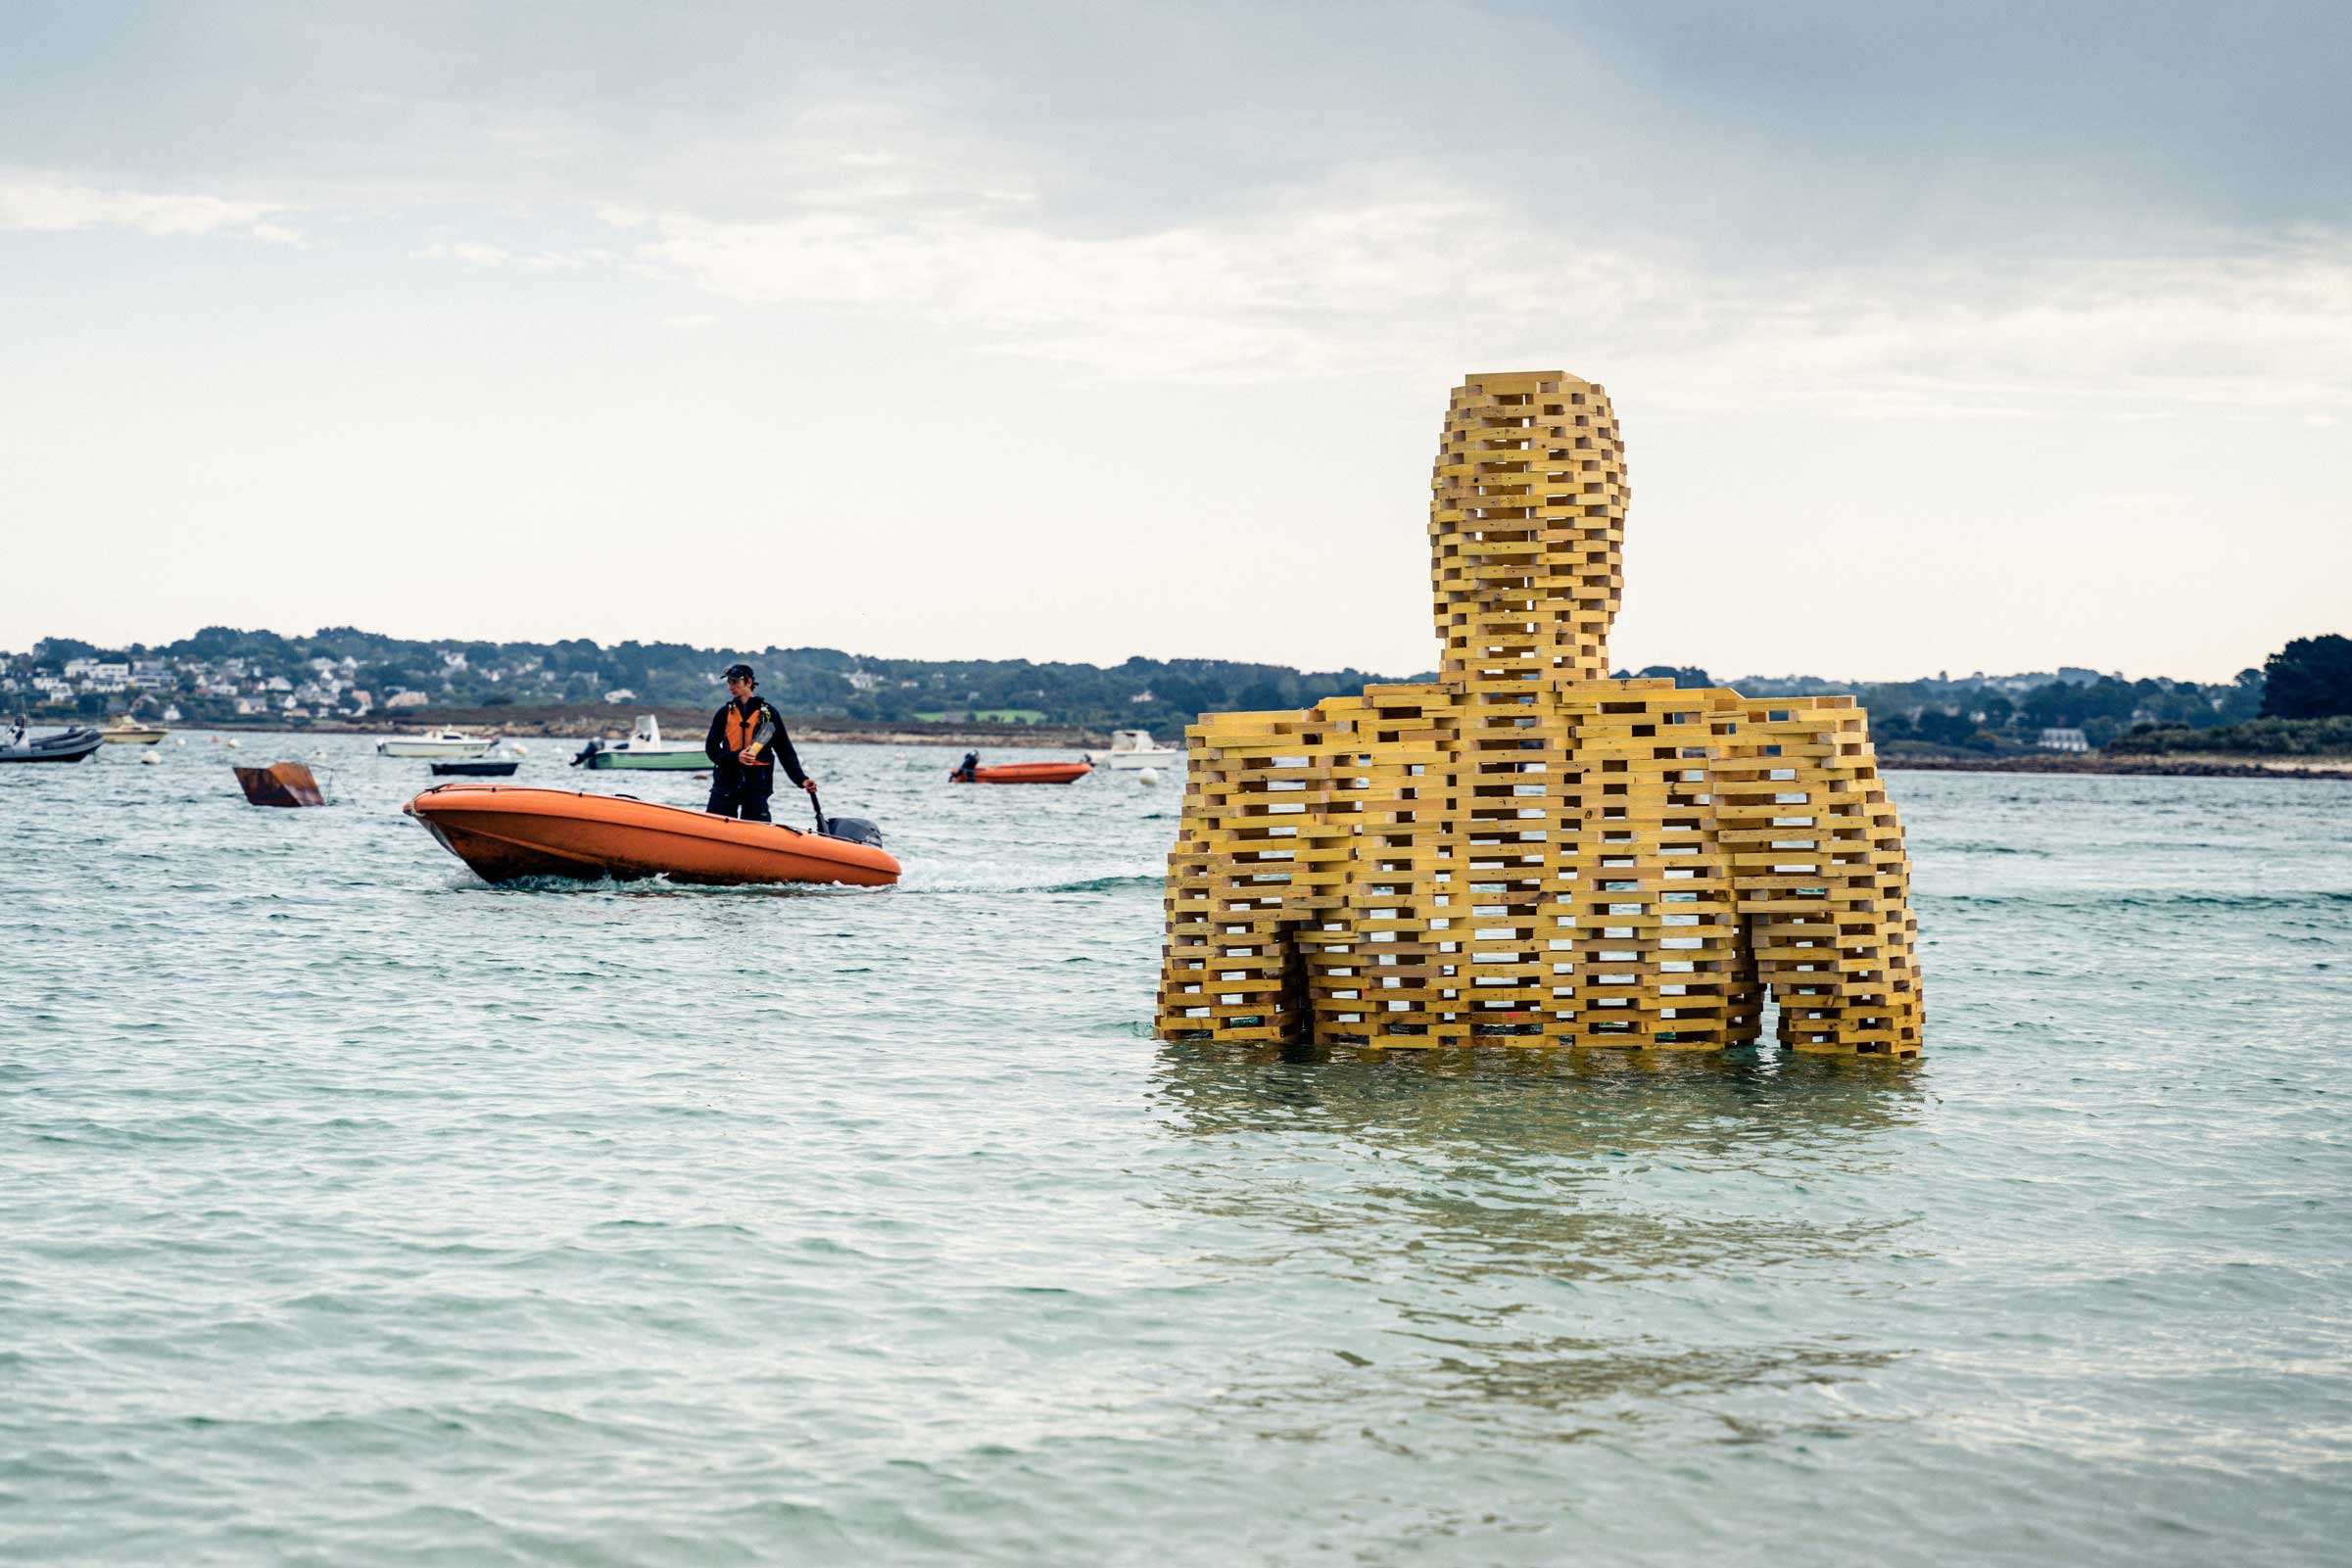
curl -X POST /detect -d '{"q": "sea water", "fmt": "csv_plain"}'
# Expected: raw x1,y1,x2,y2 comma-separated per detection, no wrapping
2,736,2348,1566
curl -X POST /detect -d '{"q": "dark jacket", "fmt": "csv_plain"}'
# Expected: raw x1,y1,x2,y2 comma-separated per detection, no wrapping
705,696,808,786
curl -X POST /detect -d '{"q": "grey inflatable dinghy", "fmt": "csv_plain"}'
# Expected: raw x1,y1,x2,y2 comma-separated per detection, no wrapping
0,725,104,763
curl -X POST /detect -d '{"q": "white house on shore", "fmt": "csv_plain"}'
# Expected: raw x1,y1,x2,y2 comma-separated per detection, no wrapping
2039,727,2089,752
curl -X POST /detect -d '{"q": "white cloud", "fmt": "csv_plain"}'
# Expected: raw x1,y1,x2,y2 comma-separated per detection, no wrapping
616,187,2352,421
0,172,294,239
418,240,516,267
14,145,2347,434
628,195,1497,378
415,239,588,269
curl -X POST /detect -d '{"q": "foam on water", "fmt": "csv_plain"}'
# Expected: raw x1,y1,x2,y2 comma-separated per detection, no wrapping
2,739,2349,1565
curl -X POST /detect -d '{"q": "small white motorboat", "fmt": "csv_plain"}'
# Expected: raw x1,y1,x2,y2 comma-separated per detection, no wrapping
570,714,709,772
377,727,499,759
1088,728,1183,770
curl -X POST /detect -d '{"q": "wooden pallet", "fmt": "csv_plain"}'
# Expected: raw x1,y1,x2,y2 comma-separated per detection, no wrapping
1156,373,1923,1058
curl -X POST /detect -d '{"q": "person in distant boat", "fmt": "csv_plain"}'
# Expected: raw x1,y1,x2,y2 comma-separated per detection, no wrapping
952,750,980,782
704,664,814,823
9,715,24,747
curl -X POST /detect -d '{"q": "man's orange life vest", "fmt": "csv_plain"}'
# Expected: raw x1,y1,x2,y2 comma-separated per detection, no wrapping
723,701,773,767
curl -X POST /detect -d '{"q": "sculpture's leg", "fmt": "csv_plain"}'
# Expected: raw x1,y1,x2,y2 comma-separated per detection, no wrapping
1716,698,1923,1059
1723,910,1766,1045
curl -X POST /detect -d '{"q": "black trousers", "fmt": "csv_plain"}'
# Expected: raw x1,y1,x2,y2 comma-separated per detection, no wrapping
706,764,775,822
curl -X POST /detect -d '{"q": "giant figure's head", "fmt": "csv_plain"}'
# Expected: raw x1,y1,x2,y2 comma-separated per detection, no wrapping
1429,372,1627,687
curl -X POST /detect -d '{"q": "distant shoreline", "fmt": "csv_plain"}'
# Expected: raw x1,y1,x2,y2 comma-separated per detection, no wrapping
1882,753,2352,781
150,707,1101,750
108,712,2352,777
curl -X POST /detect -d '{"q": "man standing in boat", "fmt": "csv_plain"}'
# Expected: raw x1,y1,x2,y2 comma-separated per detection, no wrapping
704,664,815,823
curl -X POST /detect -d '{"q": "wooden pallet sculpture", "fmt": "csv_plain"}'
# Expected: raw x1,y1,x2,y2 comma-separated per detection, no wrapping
1157,371,1923,1058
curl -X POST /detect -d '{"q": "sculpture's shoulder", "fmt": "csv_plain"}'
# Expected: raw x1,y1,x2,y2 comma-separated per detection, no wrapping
1186,681,1461,749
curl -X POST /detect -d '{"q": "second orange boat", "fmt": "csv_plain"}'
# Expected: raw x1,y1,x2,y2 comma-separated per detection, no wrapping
948,760,1092,784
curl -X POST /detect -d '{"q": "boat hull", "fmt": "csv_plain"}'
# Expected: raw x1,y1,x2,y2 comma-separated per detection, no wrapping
580,748,709,770
102,728,167,745
234,763,328,807
1102,751,1179,770
951,761,1092,784
405,784,899,887
379,738,497,758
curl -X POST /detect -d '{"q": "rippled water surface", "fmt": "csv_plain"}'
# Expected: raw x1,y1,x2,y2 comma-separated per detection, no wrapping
4,736,2349,1565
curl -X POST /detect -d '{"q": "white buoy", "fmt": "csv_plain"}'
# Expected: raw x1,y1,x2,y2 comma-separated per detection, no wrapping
510,743,528,757
1136,766,1161,785
139,751,162,766
225,738,240,749
174,737,186,747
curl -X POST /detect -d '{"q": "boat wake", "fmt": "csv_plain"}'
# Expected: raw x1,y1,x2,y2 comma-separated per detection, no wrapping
896,870,1167,896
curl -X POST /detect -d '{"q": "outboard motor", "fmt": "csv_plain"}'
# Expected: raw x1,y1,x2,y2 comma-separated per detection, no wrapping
807,789,883,847
570,738,600,767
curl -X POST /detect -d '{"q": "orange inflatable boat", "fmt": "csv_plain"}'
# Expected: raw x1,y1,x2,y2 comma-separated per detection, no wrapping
404,784,900,887
948,761,1092,784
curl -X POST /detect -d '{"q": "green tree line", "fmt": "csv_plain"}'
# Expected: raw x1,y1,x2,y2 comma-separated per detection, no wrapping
12,629,2347,751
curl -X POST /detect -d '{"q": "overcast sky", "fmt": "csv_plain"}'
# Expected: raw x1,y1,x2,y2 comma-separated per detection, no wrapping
3,0,2345,681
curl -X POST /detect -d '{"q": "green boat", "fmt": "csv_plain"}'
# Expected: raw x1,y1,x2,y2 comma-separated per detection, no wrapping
571,715,709,772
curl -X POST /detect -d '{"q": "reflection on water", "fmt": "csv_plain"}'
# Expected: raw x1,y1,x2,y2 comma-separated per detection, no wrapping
1155,1042,1921,1149
1151,1044,1924,1445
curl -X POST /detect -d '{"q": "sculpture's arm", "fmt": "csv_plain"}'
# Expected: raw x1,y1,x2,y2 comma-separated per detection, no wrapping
1155,703,1353,1044
1713,697,1923,1058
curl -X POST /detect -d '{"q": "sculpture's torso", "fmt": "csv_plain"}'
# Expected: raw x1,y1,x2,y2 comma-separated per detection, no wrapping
1157,372,1923,1058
